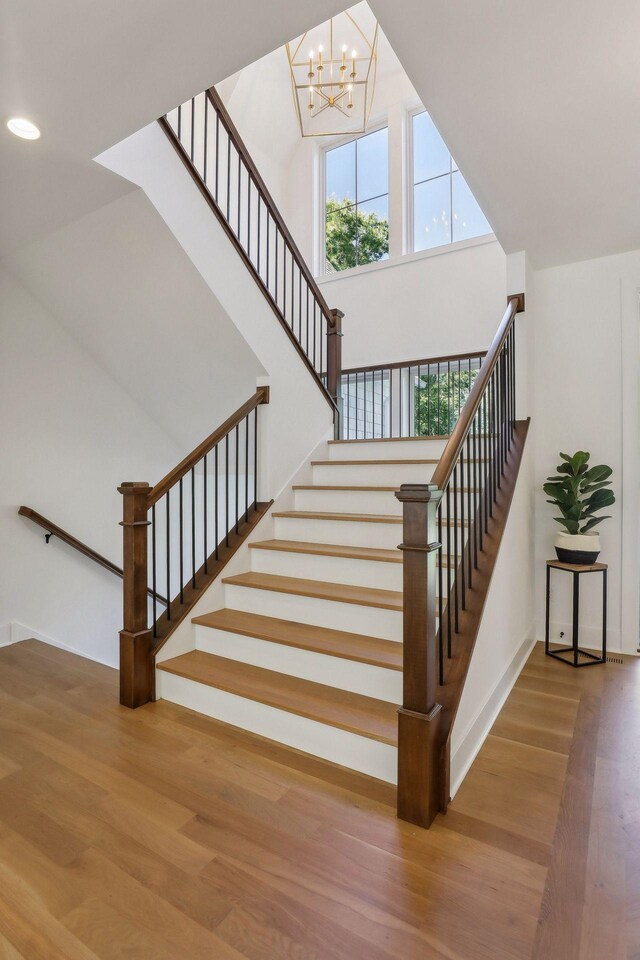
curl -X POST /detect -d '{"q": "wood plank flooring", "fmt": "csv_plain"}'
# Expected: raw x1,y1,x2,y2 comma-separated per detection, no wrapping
0,638,637,959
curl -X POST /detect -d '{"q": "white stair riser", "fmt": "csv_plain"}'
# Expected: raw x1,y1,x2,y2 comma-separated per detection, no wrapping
157,670,397,783
294,487,402,515
223,582,402,642
312,461,437,485
294,487,477,516
194,625,402,702
274,516,401,549
250,547,403,590
328,438,449,461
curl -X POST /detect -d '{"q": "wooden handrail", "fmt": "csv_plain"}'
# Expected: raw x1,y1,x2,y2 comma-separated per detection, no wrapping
148,386,269,507
18,506,167,605
341,349,487,377
431,296,522,490
206,87,335,327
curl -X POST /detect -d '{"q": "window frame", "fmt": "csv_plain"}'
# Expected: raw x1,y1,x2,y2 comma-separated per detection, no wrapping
320,119,390,276
407,105,492,255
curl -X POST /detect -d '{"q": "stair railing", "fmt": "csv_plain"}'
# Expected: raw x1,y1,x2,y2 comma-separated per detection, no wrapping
339,350,486,440
158,88,343,413
396,294,525,828
119,387,271,709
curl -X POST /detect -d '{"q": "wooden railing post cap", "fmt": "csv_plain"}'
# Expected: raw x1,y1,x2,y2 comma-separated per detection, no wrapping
118,482,150,495
395,483,442,504
328,308,344,330
509,292,525,313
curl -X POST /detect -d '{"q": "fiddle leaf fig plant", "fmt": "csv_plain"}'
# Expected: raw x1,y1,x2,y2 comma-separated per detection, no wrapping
543,451,615,535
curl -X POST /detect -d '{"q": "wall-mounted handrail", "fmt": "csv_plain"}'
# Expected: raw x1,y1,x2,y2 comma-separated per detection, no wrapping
158,87,343,412
18,506,167,605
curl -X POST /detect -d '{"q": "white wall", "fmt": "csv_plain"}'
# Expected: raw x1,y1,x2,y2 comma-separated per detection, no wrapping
320,239,506,368
6,190,265,452
531,249,640,655
0,265,186,665
97,122,334,501
451,431,535,794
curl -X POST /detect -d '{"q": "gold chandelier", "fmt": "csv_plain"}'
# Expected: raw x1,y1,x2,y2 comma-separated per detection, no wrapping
286,6,379,138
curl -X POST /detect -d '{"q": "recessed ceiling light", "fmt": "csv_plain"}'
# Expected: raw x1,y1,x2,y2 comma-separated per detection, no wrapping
7,117,40,140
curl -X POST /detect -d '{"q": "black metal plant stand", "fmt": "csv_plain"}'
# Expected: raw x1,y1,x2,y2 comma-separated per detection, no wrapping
545,560,607,667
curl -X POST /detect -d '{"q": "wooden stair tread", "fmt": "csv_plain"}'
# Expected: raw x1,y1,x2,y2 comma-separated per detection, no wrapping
249,539,402,563
292,484,399,492
273,510,401,524
273,510,469,527
192,609,403,670
328,435,450,444
157,651,398,744
222,571,403,611
311,458,440,466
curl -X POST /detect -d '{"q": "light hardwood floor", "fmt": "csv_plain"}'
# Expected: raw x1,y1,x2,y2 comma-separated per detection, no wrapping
0,638,637,959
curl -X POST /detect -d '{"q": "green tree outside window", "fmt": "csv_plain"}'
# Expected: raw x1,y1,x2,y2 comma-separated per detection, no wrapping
325,197,389,272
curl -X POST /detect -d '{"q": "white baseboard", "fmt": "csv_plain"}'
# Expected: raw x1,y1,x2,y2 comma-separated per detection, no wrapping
534,617,621,654
449,630,536,798
8,621,116,668
0,623,13,648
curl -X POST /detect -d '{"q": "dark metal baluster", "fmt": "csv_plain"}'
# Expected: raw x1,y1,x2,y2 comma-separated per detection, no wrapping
152,504,157,636
215,444,219,560
203,95,208,184
355,370,359,439
225,435,230,545
475,411,482,555
237,152,241,240
245,414,249,522
438,505,444,685
247,175,251,261
483,391,489,533
191,467,196,586
466,431,473,586
203,453,208,574
427,363,431,436
166,490,171,620
291,251,295,332
389,368,393,439
253,406,258,510
226,136,231,222
235,424,239,534
447,360,451,434
460,449,466,610
437,363,441,435
257,196,261,276
275,229,279,309
190,98,195,162
283,245,287,325
266,210,270,299
215,114,220,202
417,363,422,435
446,483,452,655
457,359,461,424
179,478,184,604
399,367,403,438
453,464,459,632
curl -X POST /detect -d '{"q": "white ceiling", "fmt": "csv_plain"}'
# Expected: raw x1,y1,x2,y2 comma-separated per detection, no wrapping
2,0,639,267
372,0,640,267
0,0,343,257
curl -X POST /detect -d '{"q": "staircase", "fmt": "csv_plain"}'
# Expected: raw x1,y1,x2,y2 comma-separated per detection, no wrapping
103,82,530,828
157,436,448,783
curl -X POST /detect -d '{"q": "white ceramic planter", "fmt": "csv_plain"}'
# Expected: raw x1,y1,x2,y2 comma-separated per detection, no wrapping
554,531,600,564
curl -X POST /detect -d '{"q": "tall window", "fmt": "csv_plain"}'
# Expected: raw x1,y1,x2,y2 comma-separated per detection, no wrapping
412,111,490,252
324,127,389,272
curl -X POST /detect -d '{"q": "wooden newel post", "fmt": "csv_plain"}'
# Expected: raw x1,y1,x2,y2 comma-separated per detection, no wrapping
118,481,153,709
395,482,444,828
326,308,344,408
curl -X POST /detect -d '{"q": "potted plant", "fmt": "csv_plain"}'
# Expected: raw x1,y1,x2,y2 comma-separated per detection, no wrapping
543,451,615,564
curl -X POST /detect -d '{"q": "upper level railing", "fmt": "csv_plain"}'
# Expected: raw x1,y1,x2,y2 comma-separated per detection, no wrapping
159,88,342,411
339,350,486,440
396,293,525,828
119,387,271,708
